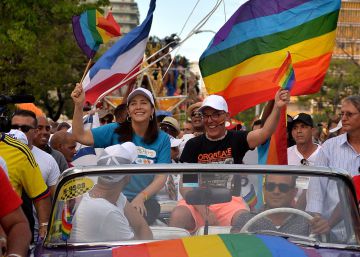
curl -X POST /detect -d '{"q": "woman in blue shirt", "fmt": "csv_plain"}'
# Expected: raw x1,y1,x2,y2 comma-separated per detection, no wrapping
71,84,171,224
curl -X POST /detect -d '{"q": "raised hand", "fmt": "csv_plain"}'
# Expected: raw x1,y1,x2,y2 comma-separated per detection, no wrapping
71,83,85,107
275,89,290,108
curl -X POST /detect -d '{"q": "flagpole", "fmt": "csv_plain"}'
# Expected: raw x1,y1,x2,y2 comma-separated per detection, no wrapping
80,59,92,84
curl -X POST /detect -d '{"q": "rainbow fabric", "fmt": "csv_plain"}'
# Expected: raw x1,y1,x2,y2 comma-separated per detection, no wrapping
199,0,341,115
112,234,320,257
61,202,73,241
273,53,295,90
243,184,257,210
72,10,121,59
258,107,288,165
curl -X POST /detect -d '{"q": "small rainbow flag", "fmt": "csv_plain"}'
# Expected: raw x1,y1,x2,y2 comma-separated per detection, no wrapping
112,234,319,257
61,202,73,241
72,9,121,59
273,53,295,91
243,184,258,210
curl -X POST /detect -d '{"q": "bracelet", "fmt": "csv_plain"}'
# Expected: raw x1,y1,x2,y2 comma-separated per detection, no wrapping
141,191,148,201
40,222,48,227
7,254,22,257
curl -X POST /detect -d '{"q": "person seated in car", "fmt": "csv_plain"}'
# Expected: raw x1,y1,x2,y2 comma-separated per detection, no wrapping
70,143,153,242
231,175,310,235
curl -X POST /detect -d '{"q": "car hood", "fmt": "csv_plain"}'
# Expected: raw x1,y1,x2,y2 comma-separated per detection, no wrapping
34,234,360,256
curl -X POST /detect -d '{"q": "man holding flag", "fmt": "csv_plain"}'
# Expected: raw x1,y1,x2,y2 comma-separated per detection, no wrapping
169,89,290,232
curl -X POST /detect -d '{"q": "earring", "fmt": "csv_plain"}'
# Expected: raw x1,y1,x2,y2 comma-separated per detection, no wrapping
150,114,153,121
126,116,131,122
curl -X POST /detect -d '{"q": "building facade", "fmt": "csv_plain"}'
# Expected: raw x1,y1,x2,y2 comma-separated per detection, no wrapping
107,0,140,35
333,0,360,60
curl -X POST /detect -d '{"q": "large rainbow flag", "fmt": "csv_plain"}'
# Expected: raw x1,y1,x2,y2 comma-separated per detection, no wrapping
258,107,288,165
113,234,320,257
72,10,121,59
199,0,341,115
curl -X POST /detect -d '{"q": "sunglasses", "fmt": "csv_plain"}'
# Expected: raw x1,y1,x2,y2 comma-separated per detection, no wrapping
11,124,36,133
264,182,293,193
300,158,309,166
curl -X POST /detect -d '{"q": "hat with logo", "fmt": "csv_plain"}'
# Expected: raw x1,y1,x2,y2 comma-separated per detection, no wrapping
161,116,180,134
199,95,228,113
127,88,155,106
292,113,314,127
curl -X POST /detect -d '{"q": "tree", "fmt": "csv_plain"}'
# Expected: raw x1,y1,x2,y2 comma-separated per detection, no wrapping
0,0,109,121
296,59,360,118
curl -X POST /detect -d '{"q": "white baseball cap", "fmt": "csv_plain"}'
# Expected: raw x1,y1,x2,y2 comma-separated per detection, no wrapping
127,88,155,106
199,95,228,113
6,129,28,145
97,142,138,166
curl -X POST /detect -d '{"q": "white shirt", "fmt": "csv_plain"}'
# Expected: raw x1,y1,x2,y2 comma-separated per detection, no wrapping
31,146,60,240
287,144,321,166
71,193,134,242
306,133,360,242
32,146,60,187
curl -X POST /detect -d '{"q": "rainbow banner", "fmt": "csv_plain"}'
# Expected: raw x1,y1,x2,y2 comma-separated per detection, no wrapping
258,107,288,165
273,53,295,91
199,0,341,115
113,234,318,257
72,10,121,59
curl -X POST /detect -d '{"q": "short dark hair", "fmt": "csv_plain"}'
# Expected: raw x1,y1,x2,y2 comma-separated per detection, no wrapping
12,109,37,127
57,122,71,131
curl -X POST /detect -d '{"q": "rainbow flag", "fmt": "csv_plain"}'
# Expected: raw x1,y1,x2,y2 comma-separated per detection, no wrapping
199,0,341,115
61,202,73,241
258,107,288,165
243,184,257,210
112,234,319,257
72,10,121,59
273,53,295,90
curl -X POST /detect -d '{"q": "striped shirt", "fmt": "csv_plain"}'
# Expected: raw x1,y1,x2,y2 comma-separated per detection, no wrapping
315,133,360,176
306,133,360,242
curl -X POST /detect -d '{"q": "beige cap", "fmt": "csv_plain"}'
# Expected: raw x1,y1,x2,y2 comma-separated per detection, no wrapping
161,116,180,133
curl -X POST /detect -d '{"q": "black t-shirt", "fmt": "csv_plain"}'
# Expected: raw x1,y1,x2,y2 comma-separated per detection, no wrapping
180,130,250,190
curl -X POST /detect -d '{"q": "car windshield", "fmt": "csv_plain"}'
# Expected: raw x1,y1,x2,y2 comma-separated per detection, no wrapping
45,166,360,247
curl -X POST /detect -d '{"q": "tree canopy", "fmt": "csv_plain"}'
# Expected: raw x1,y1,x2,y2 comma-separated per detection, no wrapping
0,0,109,121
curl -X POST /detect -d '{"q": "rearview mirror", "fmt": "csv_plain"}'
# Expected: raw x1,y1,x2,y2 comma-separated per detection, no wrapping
185,188,232,205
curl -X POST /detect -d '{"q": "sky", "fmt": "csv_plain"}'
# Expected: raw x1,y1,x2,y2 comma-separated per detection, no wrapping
136,0,247,62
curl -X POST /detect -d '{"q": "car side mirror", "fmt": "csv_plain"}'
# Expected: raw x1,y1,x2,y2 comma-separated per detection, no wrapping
185,187,232,206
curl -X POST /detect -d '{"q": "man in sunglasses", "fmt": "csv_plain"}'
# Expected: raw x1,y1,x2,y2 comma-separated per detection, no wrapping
187,102,204,136
232,175,325,236
170,90,290,232
11,110,59,240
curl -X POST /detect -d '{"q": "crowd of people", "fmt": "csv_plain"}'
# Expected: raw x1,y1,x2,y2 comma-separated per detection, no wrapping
0,82,359,254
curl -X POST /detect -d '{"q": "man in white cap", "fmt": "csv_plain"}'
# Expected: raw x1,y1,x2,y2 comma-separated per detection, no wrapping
170,89,290,232
71,142,153,242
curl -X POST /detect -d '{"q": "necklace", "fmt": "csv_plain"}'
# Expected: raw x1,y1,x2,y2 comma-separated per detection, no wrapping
205,131,228,141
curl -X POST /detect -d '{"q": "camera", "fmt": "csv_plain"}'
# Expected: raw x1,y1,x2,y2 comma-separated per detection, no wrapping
0,95,35,132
